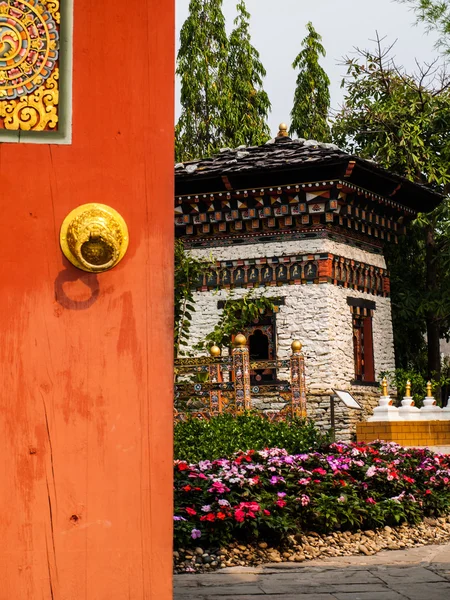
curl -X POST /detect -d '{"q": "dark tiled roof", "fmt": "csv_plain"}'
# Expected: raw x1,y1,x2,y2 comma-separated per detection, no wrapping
175,138,348,178
175,137,443,211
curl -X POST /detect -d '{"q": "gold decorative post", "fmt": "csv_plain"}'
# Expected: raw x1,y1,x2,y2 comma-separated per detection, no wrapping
208,345,222,416
232,334,251,412
381,377,388,397
426,381,433,398
405,380,411,398
290,340,307,418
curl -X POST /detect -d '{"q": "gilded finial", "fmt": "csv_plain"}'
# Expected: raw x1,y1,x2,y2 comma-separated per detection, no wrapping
405,380,411,397
427,380,433,398
234,333,247,347
381,377,388,397
291,340,303,353
209,344,221,357
277,123,288,137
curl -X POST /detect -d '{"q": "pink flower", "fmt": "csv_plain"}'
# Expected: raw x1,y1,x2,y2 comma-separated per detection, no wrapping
300,495,310,506
191,529,201,539
208,480,230,494
276,499,287,508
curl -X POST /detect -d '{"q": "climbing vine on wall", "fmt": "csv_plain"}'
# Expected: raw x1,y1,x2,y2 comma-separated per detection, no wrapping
195,291,277,351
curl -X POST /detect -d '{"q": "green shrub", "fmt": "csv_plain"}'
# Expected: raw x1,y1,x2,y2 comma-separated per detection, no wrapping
174,412,328,462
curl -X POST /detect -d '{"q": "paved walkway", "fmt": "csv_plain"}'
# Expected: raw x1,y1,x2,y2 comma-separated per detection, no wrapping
174,543,450,599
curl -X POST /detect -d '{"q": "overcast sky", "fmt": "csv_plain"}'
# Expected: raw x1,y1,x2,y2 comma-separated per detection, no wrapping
175,0,441,136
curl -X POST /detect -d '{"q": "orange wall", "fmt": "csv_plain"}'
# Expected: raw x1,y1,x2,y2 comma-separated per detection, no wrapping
0,0,174,598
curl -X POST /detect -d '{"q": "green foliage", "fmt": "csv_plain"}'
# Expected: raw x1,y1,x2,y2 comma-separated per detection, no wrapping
175,0,230,162
174,241,212,357
224,1,271,147
195,291,277,351
332,36,450,189
396,0,450,54
382,365,450,406
332,35,450,378
290,22,331,142
175,0,270,162
174,412,328,462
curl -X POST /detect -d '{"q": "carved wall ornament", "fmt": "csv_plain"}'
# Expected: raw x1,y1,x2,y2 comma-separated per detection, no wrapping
0,0,60,131
60,204,129,273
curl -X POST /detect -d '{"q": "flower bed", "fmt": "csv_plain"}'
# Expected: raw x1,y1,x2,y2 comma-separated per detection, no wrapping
174,442,450,548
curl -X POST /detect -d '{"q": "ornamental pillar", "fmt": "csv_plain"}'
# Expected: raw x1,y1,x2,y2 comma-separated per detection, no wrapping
232,334,251,412
290,340,307,417
209,345,223,415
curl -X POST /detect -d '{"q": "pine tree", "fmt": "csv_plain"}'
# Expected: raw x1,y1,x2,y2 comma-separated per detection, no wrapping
224,1,271,147
290,22,331,142
175,0,230,162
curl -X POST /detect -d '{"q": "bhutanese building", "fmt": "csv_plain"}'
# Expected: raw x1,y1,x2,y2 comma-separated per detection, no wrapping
174,126,441,439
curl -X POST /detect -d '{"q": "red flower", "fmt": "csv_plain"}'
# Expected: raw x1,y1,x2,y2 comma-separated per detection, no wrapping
425,489,432,495
312,468,327,475
403,476,415,484
263,509,271,516
216,512,226,520
185,507,196,516
235,509,245,523
276,499,287,508
178,462,189,471
182,485,192,492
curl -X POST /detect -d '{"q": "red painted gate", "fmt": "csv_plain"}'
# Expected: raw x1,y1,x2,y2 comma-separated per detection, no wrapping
0,0,174,597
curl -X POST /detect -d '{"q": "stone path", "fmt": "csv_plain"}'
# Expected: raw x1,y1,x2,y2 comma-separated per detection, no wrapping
174,543,450,599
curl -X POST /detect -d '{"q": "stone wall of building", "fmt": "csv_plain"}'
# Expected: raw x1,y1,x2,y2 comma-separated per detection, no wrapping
182,237,394,439
189,237,387,269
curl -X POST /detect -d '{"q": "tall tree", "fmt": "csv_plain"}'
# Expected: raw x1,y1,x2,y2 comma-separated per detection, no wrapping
290,22,331,141
396,0,450,54
224,1,271,147
333,36,450,380
175,0,230,162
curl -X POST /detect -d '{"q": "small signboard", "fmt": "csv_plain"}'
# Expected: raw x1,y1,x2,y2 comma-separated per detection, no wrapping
332,389,363,410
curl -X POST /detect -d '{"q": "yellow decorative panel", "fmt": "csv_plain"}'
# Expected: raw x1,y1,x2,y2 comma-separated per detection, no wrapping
0,0,59,131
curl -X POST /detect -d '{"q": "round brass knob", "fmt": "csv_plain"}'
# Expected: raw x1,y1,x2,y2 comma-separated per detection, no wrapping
60,204,129,273
291,340,303,353
234,334,247,347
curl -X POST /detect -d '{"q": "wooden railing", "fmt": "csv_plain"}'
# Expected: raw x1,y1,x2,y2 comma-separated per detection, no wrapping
174,337,306,419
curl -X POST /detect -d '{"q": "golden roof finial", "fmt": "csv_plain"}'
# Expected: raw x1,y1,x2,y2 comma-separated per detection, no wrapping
277,123,288,137
427,380,433,397
405,380,411,397
234,333,247,347
381,377,388,397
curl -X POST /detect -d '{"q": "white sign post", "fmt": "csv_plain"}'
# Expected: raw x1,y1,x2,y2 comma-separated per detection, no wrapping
330,390,363,440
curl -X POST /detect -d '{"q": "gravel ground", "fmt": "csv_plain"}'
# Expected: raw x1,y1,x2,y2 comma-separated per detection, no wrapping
174,516,450,574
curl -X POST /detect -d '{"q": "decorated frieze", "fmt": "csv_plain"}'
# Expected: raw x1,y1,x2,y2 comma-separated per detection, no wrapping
195,253,389,297
176,182,408,246
0,0,60,131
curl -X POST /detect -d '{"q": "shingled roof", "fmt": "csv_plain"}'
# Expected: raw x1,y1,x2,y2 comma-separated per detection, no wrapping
175,136,443,213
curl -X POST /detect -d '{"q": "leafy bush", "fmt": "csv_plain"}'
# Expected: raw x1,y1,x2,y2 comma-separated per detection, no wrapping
174,412,328,462
381,367,450,407
174,442,450,547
